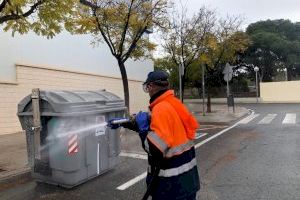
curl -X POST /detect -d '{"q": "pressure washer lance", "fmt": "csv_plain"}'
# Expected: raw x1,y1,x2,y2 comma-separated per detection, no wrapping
109,118,132,125
109,114,137,126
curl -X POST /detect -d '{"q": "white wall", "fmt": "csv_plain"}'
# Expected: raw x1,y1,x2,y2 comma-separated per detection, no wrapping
0,30,153,82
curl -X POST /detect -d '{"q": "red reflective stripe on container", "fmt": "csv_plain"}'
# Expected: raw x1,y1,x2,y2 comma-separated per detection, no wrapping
68,134,79,154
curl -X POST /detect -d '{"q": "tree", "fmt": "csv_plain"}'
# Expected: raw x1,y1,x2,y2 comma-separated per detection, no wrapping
0,0,76,38
160,8,249,111
243,47,278,82
245,19,300,81
154,57,179,91
162,6,215,100
201,17,250,112
69,0,169,112
154,56,202,97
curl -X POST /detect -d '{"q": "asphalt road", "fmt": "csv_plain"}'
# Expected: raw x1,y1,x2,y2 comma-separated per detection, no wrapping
199,104,300,200
1,104,300,200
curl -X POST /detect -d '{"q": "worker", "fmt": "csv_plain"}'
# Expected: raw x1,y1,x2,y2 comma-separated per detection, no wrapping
111,70,200,200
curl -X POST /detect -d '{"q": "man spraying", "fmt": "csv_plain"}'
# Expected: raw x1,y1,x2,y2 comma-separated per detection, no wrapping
110,70,200,200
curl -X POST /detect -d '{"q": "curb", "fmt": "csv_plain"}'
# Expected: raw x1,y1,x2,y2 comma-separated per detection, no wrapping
193,106,250,124
0,167,31,185
233,108,252,123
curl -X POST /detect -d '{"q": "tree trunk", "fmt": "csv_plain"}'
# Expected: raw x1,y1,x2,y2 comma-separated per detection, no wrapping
118,60,130,113
207,92,211,113
181,76,186,102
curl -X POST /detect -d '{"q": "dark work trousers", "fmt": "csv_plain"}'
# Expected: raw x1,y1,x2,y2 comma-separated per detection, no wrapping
152,193,197,200
183,193,197,200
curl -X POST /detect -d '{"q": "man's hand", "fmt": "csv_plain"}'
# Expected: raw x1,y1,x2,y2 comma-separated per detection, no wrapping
108,117,139,132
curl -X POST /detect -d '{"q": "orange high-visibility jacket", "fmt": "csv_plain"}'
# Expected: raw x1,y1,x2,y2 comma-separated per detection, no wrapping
147,90,199,157
144,90,200,200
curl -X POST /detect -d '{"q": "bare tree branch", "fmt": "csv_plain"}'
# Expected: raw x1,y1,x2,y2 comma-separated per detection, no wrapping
121,26,147,62
0,0,7,13
79,0,99,10
0,0,44,24
93,9,117,57
121,0,164,62
164,6,215,76
118,0,134,55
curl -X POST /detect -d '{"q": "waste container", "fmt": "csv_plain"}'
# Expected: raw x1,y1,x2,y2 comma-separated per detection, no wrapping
17,89,127,188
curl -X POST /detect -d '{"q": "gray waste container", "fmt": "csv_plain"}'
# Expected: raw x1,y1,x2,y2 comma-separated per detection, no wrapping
17,90,127,188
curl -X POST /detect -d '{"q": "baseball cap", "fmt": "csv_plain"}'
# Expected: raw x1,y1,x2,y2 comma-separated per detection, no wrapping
143,70,169,85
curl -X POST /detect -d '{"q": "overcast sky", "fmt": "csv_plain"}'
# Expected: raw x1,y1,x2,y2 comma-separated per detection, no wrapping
175,0,300,28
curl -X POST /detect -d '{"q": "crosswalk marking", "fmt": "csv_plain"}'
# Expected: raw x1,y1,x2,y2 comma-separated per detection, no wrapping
258,114,277,124
282,113,296,124
239,114,260,124
239,113,298,125
235,112,300,126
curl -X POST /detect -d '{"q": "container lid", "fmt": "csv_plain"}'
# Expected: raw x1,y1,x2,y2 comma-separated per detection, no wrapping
18,90,127,117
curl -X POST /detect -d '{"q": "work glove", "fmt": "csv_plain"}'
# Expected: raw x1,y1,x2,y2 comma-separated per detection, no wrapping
122,121,139,132
135,111,150,141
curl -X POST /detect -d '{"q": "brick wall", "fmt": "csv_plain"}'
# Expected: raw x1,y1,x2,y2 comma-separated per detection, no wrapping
0,64,149,135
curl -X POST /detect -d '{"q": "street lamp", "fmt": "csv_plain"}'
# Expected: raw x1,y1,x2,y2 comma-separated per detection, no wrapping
283,68,288,81
254,66,259,103
202,64,205,116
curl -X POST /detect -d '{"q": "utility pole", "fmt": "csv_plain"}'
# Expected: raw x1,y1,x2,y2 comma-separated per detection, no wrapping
179,56,184,102
202,64,205,116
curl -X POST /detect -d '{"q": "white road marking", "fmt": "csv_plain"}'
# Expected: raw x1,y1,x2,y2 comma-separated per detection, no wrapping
239,114,260,124
116,172,147,191
116,112,253,191
198,126,228,131
195,132,208,139
195,119,244,149
282,113,296,124
258,114,277,124
119,152,148,160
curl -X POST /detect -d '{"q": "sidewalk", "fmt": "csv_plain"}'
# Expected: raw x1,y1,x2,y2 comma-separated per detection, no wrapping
185,103,249,124
0,104,249,184
0,132,31,184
